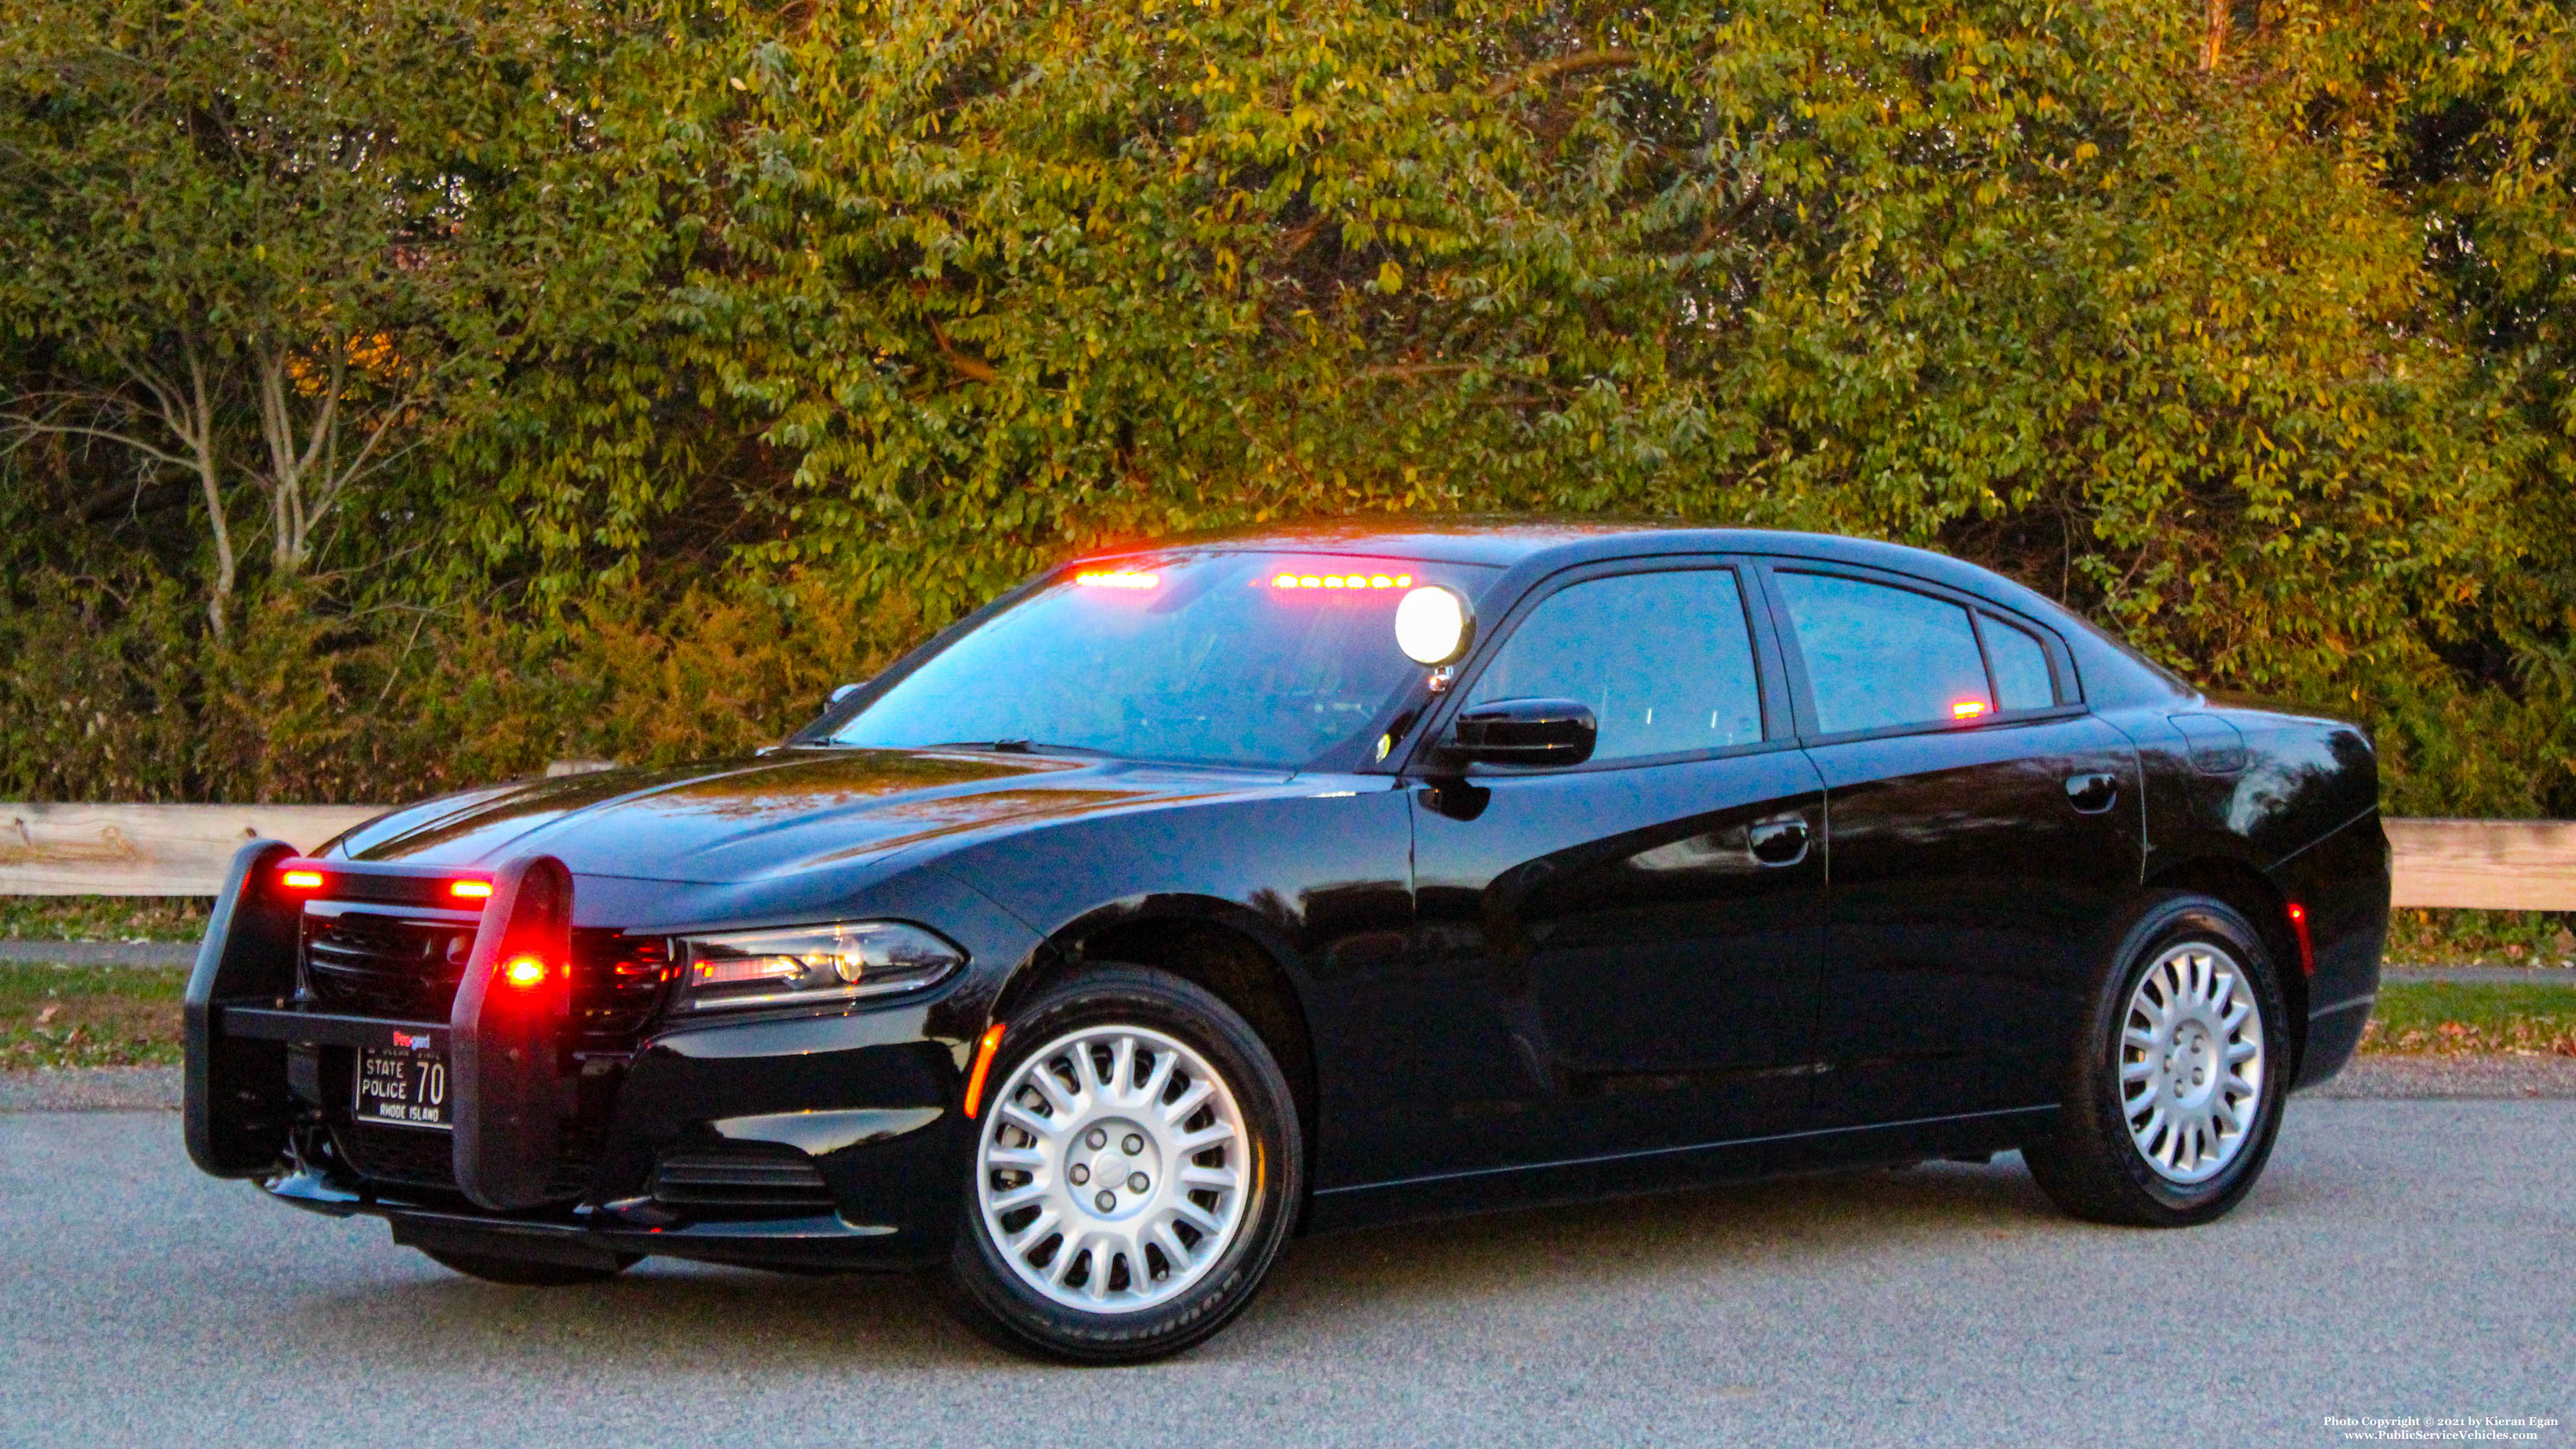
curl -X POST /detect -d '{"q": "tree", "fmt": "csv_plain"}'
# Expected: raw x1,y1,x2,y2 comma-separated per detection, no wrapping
490,0,2505,694
0,0,585,635
1,0,2569,814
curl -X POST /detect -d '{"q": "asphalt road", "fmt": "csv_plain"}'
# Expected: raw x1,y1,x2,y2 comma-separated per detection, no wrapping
3,1101,2568,1449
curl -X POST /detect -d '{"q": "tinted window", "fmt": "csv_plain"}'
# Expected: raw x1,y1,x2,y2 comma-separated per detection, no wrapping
1775,572,1991,734
1981,615,2056,711
1468,569,1764,762
828,551,1493,768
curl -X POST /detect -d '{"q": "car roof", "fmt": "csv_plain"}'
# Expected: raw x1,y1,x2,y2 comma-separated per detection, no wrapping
1079,516,2014,596
1075,516,1684,567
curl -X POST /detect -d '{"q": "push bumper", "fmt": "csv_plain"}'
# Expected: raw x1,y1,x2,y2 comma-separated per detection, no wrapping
185,840,981,1271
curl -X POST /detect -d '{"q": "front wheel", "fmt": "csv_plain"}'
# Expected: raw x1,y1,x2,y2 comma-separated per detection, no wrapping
943,967,1303,1364
2023,893,2289,1228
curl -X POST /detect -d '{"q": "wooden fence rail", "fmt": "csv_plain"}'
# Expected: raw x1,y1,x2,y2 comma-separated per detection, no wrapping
1,803,382,896
3,802,2573,908
2383,818,2576,912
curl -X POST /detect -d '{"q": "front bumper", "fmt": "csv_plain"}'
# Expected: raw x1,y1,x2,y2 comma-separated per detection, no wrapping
252,1007,969,1271
185,841,1025,1271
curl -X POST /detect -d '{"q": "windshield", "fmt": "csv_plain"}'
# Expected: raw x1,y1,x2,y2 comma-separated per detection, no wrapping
825,551,1496,769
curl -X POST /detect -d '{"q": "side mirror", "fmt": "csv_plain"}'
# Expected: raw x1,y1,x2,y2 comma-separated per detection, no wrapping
1449,697,1597,767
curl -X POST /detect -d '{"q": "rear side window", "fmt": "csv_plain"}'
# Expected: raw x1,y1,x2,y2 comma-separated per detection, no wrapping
1468,568,1764,762
1980,614,2057,712
1774,572,1991,734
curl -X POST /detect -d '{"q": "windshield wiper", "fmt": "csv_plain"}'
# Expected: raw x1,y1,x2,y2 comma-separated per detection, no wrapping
930,739,1108,757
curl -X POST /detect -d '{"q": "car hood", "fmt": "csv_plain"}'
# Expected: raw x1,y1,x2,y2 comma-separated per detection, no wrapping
326,748,1289,885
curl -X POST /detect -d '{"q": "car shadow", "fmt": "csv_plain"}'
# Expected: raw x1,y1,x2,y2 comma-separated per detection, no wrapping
1215,1157,2079,1349
279,1157,2071,1370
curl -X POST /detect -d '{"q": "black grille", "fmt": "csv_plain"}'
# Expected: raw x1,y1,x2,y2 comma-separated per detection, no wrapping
651,1149,834,1210
332,1123,456,1189
306,913,472,1020
300,913,675,1041
330,1124,599,1200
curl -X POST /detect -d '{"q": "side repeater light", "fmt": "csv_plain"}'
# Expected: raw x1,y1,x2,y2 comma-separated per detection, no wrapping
1952,701,1990,720
502,955,550,988
450,879,493,901
280,869,325,891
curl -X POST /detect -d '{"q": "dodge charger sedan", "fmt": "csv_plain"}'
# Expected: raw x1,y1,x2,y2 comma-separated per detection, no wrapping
186,522,2388,1361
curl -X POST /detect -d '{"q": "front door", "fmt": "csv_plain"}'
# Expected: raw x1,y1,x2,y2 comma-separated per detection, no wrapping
1403,561,1827,1176
1762,565,2143,1123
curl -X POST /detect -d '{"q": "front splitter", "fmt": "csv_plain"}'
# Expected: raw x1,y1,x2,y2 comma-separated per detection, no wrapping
263,1168,935,1272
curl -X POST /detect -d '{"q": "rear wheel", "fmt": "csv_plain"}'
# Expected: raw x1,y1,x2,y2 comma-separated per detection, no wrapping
2023,893,2288,1227
417,1246,637,1287
944,967,1302,1363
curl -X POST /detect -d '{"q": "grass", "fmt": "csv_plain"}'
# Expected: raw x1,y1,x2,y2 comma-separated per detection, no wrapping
0,963,185,1070
0,896,211,943
2384,907,2576,968
2361,980,2576,1057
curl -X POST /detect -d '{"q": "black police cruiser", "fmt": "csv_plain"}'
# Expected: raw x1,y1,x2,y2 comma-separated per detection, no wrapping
186,521,2388,1361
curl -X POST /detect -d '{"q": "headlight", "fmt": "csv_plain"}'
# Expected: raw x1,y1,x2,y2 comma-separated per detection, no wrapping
676,921,965,1012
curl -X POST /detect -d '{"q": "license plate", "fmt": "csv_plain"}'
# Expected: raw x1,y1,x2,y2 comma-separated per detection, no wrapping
354,1047,451,1130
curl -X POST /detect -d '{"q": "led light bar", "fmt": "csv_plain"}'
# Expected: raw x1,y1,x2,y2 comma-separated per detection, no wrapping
1274,572,1412,590
1074,570,1159,589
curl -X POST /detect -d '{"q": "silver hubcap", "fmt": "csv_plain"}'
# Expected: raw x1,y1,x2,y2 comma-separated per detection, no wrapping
2121,941,2267,1185
975,1024,1251,1314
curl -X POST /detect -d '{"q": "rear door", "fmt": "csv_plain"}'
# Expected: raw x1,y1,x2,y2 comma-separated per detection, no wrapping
1758,563,2142,1123
1403,558,1827,1175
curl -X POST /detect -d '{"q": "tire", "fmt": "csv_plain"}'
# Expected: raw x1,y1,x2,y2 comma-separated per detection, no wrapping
2022,892,2290,1228
417,1246,637,1287
943,966,1304,1364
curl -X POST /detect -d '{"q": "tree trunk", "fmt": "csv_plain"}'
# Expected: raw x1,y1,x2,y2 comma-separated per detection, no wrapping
185,351,235,642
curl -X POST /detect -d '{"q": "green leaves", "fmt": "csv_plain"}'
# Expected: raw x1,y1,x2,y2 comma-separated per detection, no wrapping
4,0,2576,815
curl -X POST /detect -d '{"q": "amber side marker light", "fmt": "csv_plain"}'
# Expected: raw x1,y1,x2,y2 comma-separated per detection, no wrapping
1951,701,1990,720
450,879,493,901
962,1024,1008,1118
2285,902,2316,977
280,870,325,891
502,955,550,989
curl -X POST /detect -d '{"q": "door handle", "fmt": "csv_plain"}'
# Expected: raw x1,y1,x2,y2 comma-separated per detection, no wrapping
1747,816,1810,867
2064,772,2120,814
